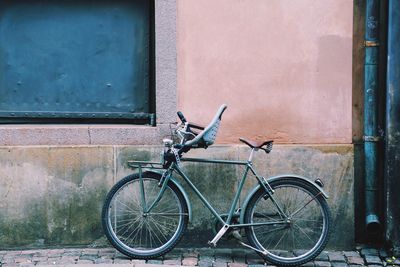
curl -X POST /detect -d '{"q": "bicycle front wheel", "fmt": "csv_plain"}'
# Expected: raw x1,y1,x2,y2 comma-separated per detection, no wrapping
102,172,188,259
244,177,331,266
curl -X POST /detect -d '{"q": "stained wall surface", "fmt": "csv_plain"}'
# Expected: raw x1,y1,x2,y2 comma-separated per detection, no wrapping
177,0,353,144
0,145,354,249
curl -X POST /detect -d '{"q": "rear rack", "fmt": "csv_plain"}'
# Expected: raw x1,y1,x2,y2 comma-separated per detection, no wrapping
127,160,165,170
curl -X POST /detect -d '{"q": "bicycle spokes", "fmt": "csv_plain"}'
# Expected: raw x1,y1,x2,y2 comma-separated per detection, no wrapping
244,178,330,266
103,175,188,257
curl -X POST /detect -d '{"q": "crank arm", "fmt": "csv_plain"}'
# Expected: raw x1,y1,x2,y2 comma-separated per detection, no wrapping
208,224,229,247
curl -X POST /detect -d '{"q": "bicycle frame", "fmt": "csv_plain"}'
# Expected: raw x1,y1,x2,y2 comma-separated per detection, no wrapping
104,108,331,263
129,153,289,230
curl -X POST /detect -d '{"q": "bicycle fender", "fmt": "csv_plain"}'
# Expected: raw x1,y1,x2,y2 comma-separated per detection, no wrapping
144,170,192,222
239,174,329,224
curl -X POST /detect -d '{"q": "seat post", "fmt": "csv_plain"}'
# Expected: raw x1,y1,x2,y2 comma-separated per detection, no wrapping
248,148,257,163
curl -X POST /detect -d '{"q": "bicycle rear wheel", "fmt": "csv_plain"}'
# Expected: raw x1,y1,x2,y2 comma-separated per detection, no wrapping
243,177,331,266
102,172,188,259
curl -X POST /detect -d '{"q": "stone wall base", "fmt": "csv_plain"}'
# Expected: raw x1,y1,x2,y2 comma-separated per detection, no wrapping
0,144,354,249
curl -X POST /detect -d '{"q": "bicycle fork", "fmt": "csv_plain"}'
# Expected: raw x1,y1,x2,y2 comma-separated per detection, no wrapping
138,166,173,214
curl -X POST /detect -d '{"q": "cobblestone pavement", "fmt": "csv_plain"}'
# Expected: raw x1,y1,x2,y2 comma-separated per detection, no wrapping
0,247,393,267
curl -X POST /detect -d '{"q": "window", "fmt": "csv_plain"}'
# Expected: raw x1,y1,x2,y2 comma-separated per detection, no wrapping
0,0,154,124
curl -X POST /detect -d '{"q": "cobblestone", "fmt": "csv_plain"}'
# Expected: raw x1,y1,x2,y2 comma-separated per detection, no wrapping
198,261,213,267
315,261,332,267
182,256,198,266
360,249,379,257
147,260,163,265
94,258,113,264
212,262,227,267
364,255,382,265
183,251,199,258
132,259,147,264
344,251,361,258
113,258,132,264
227,263,247,267
329,252,346,262
245,258,264,265
163,259,182,265
378,249,388,259
316,251,330,261
76,259,95,264
331,262,349,267
347,256,365,265
198,256,214,263
0,247,393,266
301,262,314,267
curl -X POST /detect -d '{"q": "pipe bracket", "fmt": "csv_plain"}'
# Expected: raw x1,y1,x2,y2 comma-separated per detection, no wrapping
363,135,382,142
364,40,380,47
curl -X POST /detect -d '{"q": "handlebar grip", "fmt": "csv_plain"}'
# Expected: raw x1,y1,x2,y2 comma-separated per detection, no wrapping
177,111,187,123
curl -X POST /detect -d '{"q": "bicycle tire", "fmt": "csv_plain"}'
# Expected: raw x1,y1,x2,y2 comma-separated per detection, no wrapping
102,172,188,259
243,177,331,266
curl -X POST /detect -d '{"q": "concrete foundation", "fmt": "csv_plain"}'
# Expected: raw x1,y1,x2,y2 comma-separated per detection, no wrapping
0,145,353,249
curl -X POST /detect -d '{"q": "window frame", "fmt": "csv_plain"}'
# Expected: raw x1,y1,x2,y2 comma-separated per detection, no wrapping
0,0,155,125
0,0,177,146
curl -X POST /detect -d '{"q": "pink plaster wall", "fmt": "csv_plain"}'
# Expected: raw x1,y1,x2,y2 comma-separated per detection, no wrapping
177,0,353,144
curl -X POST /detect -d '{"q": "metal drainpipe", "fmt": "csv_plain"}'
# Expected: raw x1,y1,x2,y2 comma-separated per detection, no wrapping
364,0,381,233
385,0,400,250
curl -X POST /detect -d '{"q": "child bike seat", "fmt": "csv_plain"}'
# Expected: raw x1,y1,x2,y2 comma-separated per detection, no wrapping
185,104,227,148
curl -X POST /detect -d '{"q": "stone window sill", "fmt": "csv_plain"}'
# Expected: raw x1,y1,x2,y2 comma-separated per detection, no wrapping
0,124,170,146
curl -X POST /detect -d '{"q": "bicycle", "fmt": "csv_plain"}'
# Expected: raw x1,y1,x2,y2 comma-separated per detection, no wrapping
101,104,331,266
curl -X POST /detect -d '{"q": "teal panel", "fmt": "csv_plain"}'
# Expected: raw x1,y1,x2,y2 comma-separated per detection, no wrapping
0,0,151,122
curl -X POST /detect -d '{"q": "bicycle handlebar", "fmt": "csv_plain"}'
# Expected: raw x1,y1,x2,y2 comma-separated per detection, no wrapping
177,111,187,123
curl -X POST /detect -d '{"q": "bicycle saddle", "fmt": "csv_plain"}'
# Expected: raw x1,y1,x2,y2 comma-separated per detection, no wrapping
239,138,273,153
185,104,227,148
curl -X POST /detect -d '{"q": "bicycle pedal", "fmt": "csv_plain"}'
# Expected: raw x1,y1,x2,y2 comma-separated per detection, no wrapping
207,240,216,247
238,241,267,256
229,230,242,241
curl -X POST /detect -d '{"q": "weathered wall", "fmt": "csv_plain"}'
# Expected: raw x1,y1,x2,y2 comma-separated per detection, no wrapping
0,0,357,251
177,0,353,144
0,145,354,249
